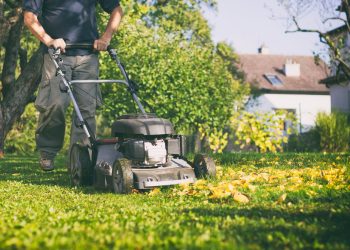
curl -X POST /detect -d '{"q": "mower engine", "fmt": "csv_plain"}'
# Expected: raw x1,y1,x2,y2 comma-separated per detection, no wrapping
89,113,215,193
120,139,167,166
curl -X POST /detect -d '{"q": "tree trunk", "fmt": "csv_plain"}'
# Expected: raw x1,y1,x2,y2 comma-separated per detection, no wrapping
0,47,43,153
0,105,4,157
0,1,44,155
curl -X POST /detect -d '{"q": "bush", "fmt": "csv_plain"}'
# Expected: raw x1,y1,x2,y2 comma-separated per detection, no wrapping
231,110,297,153
5,104,37,154
5,104,72,155
286,129,321,152
315,112,350,152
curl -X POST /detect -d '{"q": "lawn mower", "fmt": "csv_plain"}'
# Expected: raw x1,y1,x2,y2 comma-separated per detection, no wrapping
48,44,216,194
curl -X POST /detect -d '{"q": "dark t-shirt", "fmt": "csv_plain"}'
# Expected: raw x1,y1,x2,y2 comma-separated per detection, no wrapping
23,0,120,55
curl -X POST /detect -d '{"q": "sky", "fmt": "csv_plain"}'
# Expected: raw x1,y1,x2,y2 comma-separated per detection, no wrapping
203,0,342,57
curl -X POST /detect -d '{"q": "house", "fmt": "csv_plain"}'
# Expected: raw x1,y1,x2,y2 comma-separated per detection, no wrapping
319,25,350,113
238,46,331,132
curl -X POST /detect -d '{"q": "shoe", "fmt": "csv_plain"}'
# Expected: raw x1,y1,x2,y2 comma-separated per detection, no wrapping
39,158,55,172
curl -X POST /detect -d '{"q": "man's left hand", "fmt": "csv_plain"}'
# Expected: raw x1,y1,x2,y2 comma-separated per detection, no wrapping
93,39,110,51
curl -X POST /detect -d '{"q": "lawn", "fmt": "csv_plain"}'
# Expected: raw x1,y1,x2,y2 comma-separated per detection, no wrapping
0,153,349,249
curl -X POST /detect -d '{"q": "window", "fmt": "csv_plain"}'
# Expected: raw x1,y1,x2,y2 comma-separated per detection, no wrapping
264,74,283,86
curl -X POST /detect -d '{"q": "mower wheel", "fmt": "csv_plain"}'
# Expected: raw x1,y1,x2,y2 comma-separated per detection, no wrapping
112,158,134,194
69,143,93,186
193,154,216,178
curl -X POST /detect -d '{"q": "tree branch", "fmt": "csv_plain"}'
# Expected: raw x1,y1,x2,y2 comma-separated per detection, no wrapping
1,13,23,96
2,47,43,135
286,16,350,80
18,48,28,71
323,17,347,24
3,0,18,9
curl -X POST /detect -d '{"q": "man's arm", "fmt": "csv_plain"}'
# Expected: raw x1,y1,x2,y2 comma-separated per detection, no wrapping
23,11,66,52
94,6,123,51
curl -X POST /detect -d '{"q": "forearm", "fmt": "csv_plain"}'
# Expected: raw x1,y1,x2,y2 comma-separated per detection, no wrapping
23,11,53,46
100,6,123,43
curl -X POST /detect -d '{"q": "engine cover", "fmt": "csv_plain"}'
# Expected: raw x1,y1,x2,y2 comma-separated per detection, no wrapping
111,114,174,137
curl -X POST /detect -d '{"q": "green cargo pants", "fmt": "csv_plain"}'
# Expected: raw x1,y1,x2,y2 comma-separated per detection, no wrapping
35,53,101,158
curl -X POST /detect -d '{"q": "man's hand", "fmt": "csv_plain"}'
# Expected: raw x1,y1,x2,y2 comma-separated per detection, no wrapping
93,38,110,51
95,6,123,51
47,38,66,53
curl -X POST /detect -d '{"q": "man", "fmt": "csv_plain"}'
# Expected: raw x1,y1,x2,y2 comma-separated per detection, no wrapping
23,0,123,171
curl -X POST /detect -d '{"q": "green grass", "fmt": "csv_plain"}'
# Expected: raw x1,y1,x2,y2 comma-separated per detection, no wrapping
0,153,349,249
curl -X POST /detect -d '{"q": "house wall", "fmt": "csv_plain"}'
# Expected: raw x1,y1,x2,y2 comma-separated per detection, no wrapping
246,93,331,132
329,84,350,113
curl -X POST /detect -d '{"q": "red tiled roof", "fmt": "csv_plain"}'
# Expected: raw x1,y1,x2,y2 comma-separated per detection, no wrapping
238,54,330,93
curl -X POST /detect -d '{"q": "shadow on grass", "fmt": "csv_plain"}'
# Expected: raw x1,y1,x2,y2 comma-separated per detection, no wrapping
185,196,350,248
0,154,107,195
0,154,71,187
0,155,114,196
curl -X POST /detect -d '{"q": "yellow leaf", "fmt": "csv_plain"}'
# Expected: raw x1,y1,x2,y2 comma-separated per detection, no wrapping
194,179,207,188
248,184,256,191
233,193,249,203
148,188,161,196
277,193,287,203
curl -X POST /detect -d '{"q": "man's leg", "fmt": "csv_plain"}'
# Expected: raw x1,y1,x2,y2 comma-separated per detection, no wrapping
70,54,100,148
35,54,73,170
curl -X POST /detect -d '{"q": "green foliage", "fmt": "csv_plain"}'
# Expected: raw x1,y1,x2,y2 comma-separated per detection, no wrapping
198,125,228,153
315,111,350,152
97,1,249,138
4,104,37,154
232,110,298,153
286,129,321,152
4,104,72,155
5,0,249,154
0,152,349,249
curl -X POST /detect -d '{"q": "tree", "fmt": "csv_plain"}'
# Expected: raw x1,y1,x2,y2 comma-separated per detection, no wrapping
277,0,350,80
97,0,249,149
0,0,43,156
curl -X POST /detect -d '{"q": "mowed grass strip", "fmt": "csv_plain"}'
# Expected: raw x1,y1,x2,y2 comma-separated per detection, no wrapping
0,153,349,249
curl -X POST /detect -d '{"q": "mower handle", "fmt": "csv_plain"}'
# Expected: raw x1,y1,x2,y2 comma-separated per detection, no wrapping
64,42,112,50
48,43,146,114
64,43,116,56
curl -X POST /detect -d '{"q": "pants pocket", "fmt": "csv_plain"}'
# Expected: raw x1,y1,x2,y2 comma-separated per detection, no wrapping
35,80,50,112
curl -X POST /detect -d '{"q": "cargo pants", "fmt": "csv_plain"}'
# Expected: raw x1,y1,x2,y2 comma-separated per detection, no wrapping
35,53,101,158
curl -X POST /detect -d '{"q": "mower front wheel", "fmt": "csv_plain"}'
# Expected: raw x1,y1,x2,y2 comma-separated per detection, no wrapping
69,143,93,186
112,158,134,194
193,154,216,179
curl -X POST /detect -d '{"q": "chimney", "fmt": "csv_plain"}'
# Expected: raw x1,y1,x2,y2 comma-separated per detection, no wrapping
284,59,300,77
258,44,269,55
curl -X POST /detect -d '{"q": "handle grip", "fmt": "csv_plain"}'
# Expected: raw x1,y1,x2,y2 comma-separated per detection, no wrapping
65,43,94,50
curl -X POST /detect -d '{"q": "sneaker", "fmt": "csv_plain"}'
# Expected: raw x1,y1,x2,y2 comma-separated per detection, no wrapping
39,158,55,171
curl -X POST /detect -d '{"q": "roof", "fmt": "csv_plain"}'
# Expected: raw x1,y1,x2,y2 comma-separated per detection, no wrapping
325,25,347,37
320,74,348,85
238,54,330,94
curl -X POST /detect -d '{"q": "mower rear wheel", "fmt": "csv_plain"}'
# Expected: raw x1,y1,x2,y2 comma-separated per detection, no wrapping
193,154,216,178
69,143,93,186
112,158,134,194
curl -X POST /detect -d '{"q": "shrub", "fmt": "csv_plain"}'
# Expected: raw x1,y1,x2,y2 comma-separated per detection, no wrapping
5,104,37,154
315,111,350,152
231,110,297,153
286,129,321,152
5,104,72,155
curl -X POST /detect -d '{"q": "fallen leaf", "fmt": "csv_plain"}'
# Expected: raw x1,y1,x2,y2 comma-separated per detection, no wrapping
277,193,287,203
148,188,161,196
233,193,249,203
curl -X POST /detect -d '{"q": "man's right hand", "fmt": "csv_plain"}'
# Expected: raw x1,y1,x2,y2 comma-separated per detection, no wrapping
47,38,66,53
24,11,66,53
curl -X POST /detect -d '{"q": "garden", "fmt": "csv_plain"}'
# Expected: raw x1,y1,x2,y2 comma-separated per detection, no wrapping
1,1,350,249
